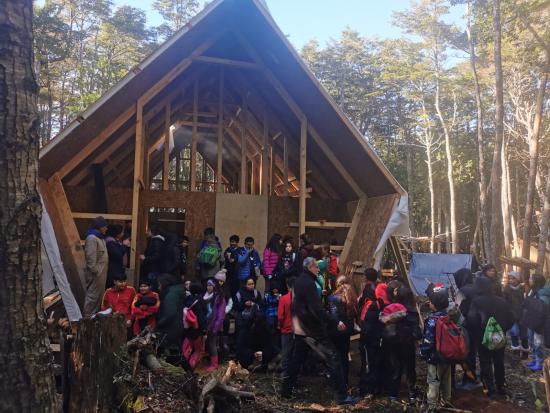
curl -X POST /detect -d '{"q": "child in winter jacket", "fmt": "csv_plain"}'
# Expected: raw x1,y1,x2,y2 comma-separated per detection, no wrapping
278,277,294,374
203,279,227,372
264,279,282,355
182,282,207,369
421,287,452,412
101,273,136,328
131,281,160,335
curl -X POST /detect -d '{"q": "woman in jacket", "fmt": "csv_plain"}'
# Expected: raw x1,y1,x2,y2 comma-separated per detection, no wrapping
328,276,357,387
105,224,128,289
277,240,300,294
263,233,282,290
203,278,227,372
234,277,265,368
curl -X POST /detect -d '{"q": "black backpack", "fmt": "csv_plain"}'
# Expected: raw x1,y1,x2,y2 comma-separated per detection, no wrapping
522,296,547,334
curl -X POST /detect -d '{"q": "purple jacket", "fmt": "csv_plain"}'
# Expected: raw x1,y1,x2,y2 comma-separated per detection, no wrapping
208,294,227,334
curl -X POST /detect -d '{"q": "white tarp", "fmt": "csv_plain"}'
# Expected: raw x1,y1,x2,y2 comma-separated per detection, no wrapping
373,195,410,269
41,197,82,322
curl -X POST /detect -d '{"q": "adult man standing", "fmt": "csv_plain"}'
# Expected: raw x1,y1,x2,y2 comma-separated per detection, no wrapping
83,216,109,316
281,257,357,405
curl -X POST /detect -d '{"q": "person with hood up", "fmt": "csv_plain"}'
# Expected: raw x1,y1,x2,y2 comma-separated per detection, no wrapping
467,276,514,397
83,216,109,316
203,278,227,372
281,257,358,405
503,271,528,358
358,268,389,398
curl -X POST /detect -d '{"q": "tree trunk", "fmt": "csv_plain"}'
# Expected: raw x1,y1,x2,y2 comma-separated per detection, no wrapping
406,129,417,251
537,161,550,274
427,142,436,254
434,75,458,253
490,0,504,266
467,0,490,261
501,138,512,256
521,60,548,278
0,1,58,411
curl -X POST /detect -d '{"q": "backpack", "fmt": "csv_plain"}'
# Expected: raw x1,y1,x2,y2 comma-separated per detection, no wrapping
199,245,220,267
183,300,199,330
435,315,469,361
522,296,547,334
482,316,506,350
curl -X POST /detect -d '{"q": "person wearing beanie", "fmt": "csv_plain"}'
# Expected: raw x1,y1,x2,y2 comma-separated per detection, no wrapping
203,277,227,372
83,216,109,316
503,271,528,357
214,269,227,283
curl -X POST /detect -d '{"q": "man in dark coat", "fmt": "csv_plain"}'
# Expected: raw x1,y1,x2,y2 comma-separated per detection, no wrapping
467,276,514,397
281,257,357,405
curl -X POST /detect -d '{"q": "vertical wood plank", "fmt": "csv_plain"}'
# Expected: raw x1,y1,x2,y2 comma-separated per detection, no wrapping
217,68,224,192
299,119,307,235
190,79,198,192
162,103,171,191
130,102,144,282
262,110,269,195
283,136,289,196
240,100,248,194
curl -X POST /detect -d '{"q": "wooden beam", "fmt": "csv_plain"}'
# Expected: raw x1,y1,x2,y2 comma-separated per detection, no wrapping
193,55,263,70
289,221,352,228
130,102,144,279
262,110,269,195
339,197,368,267
72,212,132,220
283,136,289,196
162,103,171,191
40,175,86,308
190,79,199,192
58,106,135,179
299,118,307,235
240,101,247,194
217,68,224,192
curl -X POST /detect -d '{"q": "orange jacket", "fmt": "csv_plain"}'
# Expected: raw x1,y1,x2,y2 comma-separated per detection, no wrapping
131,291,160,335
101,286,136,321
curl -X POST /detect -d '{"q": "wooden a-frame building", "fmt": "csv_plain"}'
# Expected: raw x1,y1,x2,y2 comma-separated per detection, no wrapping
39,0,406,304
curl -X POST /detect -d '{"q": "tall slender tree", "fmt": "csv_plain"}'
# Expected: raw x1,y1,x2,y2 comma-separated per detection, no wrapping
0,1,58,411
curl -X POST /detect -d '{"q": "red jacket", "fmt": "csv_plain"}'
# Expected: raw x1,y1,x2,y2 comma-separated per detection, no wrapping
131,291,160,335
101,286,136,321
328,254,339,277
278,292,293,334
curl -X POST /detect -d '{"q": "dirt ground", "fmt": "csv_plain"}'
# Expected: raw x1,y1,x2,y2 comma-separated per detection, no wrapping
117,340,547,413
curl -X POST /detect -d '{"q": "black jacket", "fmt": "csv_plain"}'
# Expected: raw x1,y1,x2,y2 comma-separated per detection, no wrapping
453,268,477,318
291,270,338,339
156,283,186,349
143,236,165,275
234,287,264,327
182,294,206,340
503,285,524,322
106,238,126,279
467,277,514,344
328,293,355,336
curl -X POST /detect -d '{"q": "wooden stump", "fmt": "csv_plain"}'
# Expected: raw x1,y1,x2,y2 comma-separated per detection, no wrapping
68,314,127,413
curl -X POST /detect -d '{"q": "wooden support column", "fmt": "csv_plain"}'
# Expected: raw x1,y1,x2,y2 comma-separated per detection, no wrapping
240,103,248,194
41,175,87,307
162,103,171,191
130,102,145,281
269,145,274,196
217,68,224,192
283,136,289,196
261,110,269,195
299,119,307,235
190,79,199,192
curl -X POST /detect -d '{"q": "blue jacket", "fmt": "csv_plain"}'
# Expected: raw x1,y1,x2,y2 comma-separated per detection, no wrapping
264,292,280,320
420,310,447,364
237,247,261,281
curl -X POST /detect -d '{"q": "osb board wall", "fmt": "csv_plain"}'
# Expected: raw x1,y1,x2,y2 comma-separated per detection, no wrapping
267,196,353,247
215,194,268,254
140,190,216,279
344,194,399,269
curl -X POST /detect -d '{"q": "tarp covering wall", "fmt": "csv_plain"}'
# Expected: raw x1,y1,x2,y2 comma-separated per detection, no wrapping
373,195,410,269
409,253,477,296
41,198,82,322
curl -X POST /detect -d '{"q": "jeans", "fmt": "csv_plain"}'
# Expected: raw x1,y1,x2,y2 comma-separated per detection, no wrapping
331,334,351,387
427,363,451,408
529,329,544,364
282,335,347,401
359,342,385,396
280,333,294,374
510,323,528,349
386,342,417,398
478,345,505,393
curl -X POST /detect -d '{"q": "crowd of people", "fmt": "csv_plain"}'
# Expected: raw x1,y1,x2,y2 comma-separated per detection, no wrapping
80,216,550,410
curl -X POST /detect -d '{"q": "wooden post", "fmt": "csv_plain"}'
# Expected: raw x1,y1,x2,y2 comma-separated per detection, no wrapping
262,110,269,195
299,119,307,235
283,136,289,196
130,102,144,279
240,105,247,194
190,79,199,192
217,68,224,192
162,103,171,191
269,144,274,196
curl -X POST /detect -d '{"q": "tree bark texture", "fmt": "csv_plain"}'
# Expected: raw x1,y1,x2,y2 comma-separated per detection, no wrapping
0,1,58,412
537,161,550,274
521,63,548,278
69,315,127,413
490,0,504,266
501,138,512,257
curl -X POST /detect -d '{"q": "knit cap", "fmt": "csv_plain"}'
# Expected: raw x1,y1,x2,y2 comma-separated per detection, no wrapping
214,269,227,282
